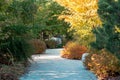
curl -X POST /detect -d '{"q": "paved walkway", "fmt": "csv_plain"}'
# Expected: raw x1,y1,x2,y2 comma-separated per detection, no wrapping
20,49,97,80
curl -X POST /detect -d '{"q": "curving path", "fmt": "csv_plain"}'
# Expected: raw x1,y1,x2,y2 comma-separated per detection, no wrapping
20,49,97,80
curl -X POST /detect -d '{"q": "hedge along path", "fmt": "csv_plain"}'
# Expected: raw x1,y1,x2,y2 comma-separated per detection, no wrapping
20,49,97,80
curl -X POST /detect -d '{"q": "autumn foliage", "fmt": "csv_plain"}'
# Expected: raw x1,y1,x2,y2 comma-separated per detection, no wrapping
55,0,101,44
29,39,46,54
84,49,120,79
61,41,87,59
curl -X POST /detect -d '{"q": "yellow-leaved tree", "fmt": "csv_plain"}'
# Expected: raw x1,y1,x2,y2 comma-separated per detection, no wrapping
55,0,101,46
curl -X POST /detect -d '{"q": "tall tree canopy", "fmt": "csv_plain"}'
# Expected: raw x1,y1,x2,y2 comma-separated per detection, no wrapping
32,0,70,40
0,0,70,62
0,0,38,62
91,0,120,59
55,0,101,45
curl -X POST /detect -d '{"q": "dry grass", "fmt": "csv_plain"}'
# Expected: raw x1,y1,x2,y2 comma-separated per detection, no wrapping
29,39,46,54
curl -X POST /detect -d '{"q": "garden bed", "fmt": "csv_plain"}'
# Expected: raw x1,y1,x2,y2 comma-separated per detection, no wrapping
0,62,29,80
98,76,120,80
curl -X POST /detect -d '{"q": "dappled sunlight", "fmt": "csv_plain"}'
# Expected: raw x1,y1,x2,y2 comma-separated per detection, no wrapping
26,71,94,79
32,48,63,60
29,71,78,78
20,49,97,80
32,55,61,60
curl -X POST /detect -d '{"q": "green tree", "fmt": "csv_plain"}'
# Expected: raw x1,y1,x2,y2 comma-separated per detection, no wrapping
91,0,120,59
0,0,38,63
32,0,70,40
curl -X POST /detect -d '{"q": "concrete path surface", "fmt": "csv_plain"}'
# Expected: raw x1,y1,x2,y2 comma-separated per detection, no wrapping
20,49,97,80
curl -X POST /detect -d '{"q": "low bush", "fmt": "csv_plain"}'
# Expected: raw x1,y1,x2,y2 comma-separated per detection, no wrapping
45,40,57,49
84,49,120,79
61,41,87,59
29,39,46,54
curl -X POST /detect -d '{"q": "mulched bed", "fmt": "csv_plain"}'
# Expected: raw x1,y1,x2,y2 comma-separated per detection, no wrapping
0,62,29,80
0,73,18,80
98,76,120,80
108,76,120,80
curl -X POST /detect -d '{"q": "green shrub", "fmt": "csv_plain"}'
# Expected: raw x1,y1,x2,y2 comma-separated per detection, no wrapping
84,49,120,79
61,41,87,59
56,44,63,48
0,25,33,64
106,34,120,59
91,0,120,60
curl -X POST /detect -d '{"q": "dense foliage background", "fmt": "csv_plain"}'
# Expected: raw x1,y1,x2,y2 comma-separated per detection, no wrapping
91,0,120,59
0,0,70,64
0,0,120,79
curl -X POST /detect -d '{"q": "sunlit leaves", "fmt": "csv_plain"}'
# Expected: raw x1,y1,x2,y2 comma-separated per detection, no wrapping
115,25,120,33
55,0,101,45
